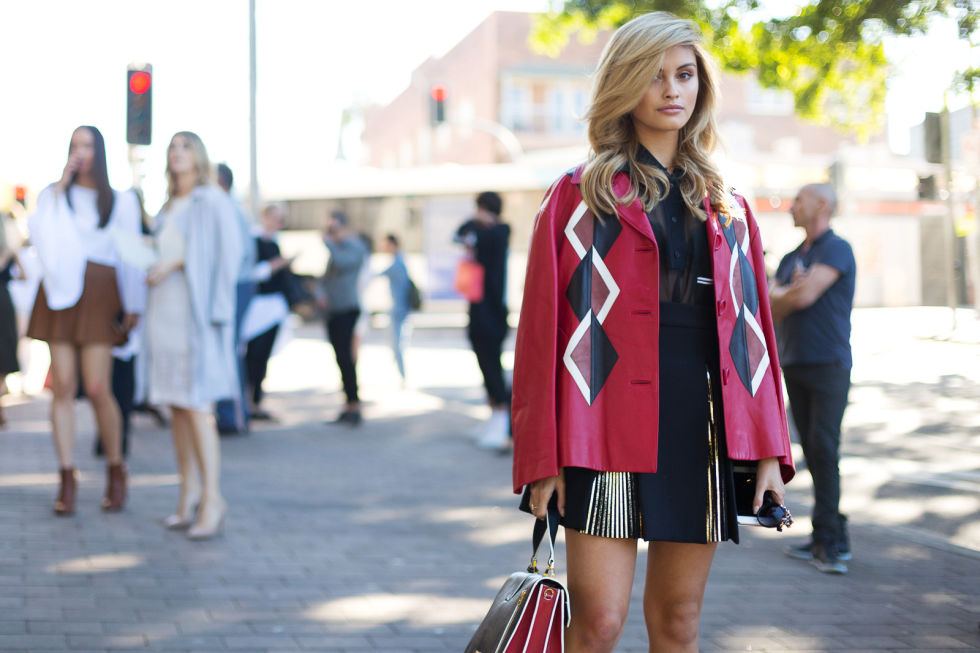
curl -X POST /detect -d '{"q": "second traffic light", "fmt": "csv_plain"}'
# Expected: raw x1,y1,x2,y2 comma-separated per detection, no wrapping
430,84,447,125
127,64,153,145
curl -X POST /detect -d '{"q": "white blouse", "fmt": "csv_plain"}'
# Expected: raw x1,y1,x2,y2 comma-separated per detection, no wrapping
29,184,146,313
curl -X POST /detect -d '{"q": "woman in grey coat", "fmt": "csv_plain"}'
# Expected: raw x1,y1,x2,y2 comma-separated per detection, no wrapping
145,131,242,540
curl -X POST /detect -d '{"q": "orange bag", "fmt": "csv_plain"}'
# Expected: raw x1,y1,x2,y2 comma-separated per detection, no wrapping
454,258,485,303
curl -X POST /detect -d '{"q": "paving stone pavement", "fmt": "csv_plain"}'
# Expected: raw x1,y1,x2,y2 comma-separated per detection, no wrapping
0,308,978,652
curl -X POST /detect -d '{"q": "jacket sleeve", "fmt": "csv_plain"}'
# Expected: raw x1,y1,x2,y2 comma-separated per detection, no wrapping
743,198,795,482
207,190,243,325
113,190,148,315
512,178,567,493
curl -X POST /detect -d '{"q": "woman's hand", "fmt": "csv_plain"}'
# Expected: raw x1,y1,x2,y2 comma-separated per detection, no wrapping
120,313,140,333
529,471,565,520
147,260,182,287
753,456,785,513
55,157,81,195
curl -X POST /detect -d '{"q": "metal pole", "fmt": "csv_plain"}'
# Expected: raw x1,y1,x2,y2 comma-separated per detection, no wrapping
249,0,259,217
941,99,957,330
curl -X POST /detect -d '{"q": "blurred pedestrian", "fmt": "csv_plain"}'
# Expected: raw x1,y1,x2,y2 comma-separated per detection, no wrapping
145,131,242,540
319,211,368,426
0,212,21,426
351,232,373,364
380,234,411,383
455,191,511,450
26,125,145,515
94,187,153,458
242,203,292,421
512,14,794,651
213,162,255,435
769,183,855,575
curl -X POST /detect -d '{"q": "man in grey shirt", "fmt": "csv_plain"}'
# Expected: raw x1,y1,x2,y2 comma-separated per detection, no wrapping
319,211,368,426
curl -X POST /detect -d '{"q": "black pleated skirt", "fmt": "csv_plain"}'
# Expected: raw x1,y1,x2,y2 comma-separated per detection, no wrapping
522,302,739,543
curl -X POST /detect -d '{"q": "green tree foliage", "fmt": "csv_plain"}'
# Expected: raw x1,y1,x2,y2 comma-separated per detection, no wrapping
532,0,979,138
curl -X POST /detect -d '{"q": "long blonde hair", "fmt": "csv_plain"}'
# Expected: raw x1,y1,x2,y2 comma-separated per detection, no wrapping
581,12,731,222
165,131,212,202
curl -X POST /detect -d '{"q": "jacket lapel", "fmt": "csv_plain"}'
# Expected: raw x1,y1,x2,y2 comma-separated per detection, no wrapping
611,172,655,242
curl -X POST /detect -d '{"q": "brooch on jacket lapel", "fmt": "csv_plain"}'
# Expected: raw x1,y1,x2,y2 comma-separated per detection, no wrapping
716,187,746,228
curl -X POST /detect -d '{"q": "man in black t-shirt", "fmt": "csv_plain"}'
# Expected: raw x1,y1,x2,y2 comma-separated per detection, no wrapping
770,183,855,575
455,191,511,450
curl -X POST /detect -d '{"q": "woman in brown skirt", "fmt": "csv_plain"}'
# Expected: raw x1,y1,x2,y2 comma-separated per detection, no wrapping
27,126,146,515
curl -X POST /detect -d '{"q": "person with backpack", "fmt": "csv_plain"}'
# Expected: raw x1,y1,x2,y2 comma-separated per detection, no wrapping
380,233,417,384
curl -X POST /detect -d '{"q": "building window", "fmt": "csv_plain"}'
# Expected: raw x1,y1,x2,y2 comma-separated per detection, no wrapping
548,84,587,134
502,82,532,131
550,87,567,132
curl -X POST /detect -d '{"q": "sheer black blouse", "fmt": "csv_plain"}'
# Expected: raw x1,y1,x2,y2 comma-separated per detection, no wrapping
636,147,714,306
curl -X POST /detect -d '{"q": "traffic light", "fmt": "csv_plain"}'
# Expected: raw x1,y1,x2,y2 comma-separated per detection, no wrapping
126,64,152,145
430,84,447,125
917,175,937,200
923,112,941,164
14,185,26,208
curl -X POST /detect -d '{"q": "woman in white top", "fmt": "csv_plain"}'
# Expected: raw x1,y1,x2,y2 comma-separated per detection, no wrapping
145,132,242,540
27,125,145,516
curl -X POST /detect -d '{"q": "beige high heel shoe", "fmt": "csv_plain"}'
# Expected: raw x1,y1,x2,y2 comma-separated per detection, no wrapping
164,485,201,530
187,499,226,540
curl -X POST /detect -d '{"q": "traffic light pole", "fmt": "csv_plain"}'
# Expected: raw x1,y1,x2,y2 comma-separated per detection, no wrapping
128,145,146,192
941,100,957,330
248,0,259,218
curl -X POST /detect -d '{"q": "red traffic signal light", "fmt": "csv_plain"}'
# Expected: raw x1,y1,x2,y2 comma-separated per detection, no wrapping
430,85,447,102
14,185,26,206
129,71,151,95
127,64,153,145
430,84,447,125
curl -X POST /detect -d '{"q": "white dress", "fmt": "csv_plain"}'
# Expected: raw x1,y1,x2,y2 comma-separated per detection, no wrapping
145,197,205,410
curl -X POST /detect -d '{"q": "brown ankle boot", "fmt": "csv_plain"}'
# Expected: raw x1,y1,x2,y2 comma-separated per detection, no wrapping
54,468,77,516
101,463,127,512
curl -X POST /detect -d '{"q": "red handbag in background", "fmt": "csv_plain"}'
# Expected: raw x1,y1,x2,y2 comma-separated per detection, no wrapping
465,508,569,653
454,257,485,303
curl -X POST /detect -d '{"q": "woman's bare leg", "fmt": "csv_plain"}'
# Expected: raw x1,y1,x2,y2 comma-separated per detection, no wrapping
564,529,638,653
186,408,225,534
79,344,122,464
47,343,79,469
643,541,717,652
167,407,201,523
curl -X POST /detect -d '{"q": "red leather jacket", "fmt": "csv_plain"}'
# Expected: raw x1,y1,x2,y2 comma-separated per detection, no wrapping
512,166,795,493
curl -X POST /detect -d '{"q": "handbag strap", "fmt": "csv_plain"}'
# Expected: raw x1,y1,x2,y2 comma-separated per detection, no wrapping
527,504,560,577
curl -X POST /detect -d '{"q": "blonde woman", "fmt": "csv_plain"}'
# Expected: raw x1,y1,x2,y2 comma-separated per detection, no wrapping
145,132,242,540
512,13,795,651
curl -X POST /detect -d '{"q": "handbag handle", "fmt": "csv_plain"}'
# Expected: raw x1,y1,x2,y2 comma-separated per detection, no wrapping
527,505,560,577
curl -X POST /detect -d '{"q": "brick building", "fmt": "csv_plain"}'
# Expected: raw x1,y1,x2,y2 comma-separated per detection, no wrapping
286,11,953,308
360,11,856,168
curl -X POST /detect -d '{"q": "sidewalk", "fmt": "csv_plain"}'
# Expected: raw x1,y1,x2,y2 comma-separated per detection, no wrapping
0,309,977,652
